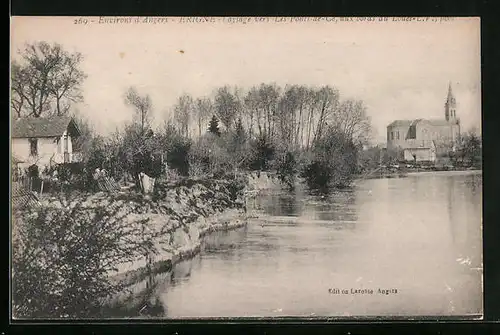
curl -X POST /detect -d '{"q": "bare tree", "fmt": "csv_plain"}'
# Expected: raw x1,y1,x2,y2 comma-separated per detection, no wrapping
332,99,372,146
48,50,86,115
258,83,280,140
244,87,262,138
173,94,193,138
311,86,340,146
277,85,301,149
10,62,26,119
11,42,86,118
305,88,320,150
214,86,241,130
124,86,152,135
194,97,213,137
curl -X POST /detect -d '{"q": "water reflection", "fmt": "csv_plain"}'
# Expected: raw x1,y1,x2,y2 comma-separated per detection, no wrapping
113,171,482,318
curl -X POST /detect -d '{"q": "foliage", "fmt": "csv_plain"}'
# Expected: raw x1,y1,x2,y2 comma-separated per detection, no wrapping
208,115,221,137
214,86,242,130
450,130,482,168
248,135,276,171
166,136,191,177
12,196,152,318
301,127,358,190
188,133,232,177
276,151,297,190
225,118,249,171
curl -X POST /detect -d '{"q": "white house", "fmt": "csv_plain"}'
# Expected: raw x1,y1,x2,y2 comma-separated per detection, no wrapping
403,139,437,163
11,115,81,171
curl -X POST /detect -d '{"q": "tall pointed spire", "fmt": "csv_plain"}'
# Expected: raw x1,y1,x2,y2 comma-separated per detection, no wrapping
445,82,457,121
446,82,456,107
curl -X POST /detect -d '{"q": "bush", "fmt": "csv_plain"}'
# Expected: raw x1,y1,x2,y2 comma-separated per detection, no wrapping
300,160,332,191
166,137,191,177
248,136,275,171
301,128,358,191
276,151,297,190
12,196,152,318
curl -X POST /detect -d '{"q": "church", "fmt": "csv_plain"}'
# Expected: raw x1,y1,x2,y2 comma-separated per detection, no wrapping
386,83,461,163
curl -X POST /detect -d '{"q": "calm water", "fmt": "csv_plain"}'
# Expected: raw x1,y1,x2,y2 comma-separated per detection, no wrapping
131,171,483,318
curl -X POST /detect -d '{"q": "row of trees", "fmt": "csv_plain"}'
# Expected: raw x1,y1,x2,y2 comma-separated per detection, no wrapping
170,84,371,152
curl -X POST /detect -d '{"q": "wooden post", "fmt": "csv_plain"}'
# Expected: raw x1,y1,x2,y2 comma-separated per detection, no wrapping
39,179,44,197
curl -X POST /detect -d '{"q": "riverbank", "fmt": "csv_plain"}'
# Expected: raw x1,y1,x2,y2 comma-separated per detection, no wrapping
96,177,249,307
100,172,287,312
358,166,481,180
12,176,250,317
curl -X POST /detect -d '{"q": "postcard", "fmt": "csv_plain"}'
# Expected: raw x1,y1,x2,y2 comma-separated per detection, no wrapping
10,16,482,320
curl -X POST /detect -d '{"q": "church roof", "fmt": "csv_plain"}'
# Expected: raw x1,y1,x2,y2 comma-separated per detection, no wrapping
387,120,412,127
427,119,457,126
388,118,457,128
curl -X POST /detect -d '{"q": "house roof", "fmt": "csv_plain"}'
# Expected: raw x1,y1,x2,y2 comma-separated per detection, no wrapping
11,115,81,139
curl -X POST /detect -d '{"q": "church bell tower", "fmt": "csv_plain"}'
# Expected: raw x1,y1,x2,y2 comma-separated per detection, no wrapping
445,82,457,122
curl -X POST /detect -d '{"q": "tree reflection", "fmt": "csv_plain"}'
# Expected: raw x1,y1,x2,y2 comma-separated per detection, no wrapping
303,188,358,224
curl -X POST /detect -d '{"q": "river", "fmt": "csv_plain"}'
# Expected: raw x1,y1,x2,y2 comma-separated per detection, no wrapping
117,170,483,319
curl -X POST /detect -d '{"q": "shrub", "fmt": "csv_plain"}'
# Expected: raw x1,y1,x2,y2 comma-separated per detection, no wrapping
166,137,191,177
12,196,152,318
248,135,275,171
276,151,297,190
301,128,358,191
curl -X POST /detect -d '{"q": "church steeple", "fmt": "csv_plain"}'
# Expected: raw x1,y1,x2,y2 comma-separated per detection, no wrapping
445,82,457,122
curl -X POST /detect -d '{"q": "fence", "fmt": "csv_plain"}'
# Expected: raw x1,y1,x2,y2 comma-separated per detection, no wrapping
12,176,40,193
12,178,42,210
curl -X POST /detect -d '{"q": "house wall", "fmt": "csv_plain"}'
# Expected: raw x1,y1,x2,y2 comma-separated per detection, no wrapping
387,125,409,150
415,121,435,141
403,147,436,162
12,130,76,171
387,120,459,157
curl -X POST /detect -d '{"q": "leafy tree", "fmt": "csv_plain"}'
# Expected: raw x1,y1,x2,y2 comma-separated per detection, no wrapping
208,115,221,137
226,118,248,173
166,137,191,176
456,130,482,168
301,127,358,191
248,135,275,171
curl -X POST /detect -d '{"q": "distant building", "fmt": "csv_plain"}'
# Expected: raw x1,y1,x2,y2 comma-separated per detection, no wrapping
386,83,461,162
11,115,82,171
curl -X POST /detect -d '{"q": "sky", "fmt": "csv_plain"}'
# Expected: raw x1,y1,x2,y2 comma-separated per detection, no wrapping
10,17,481,144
